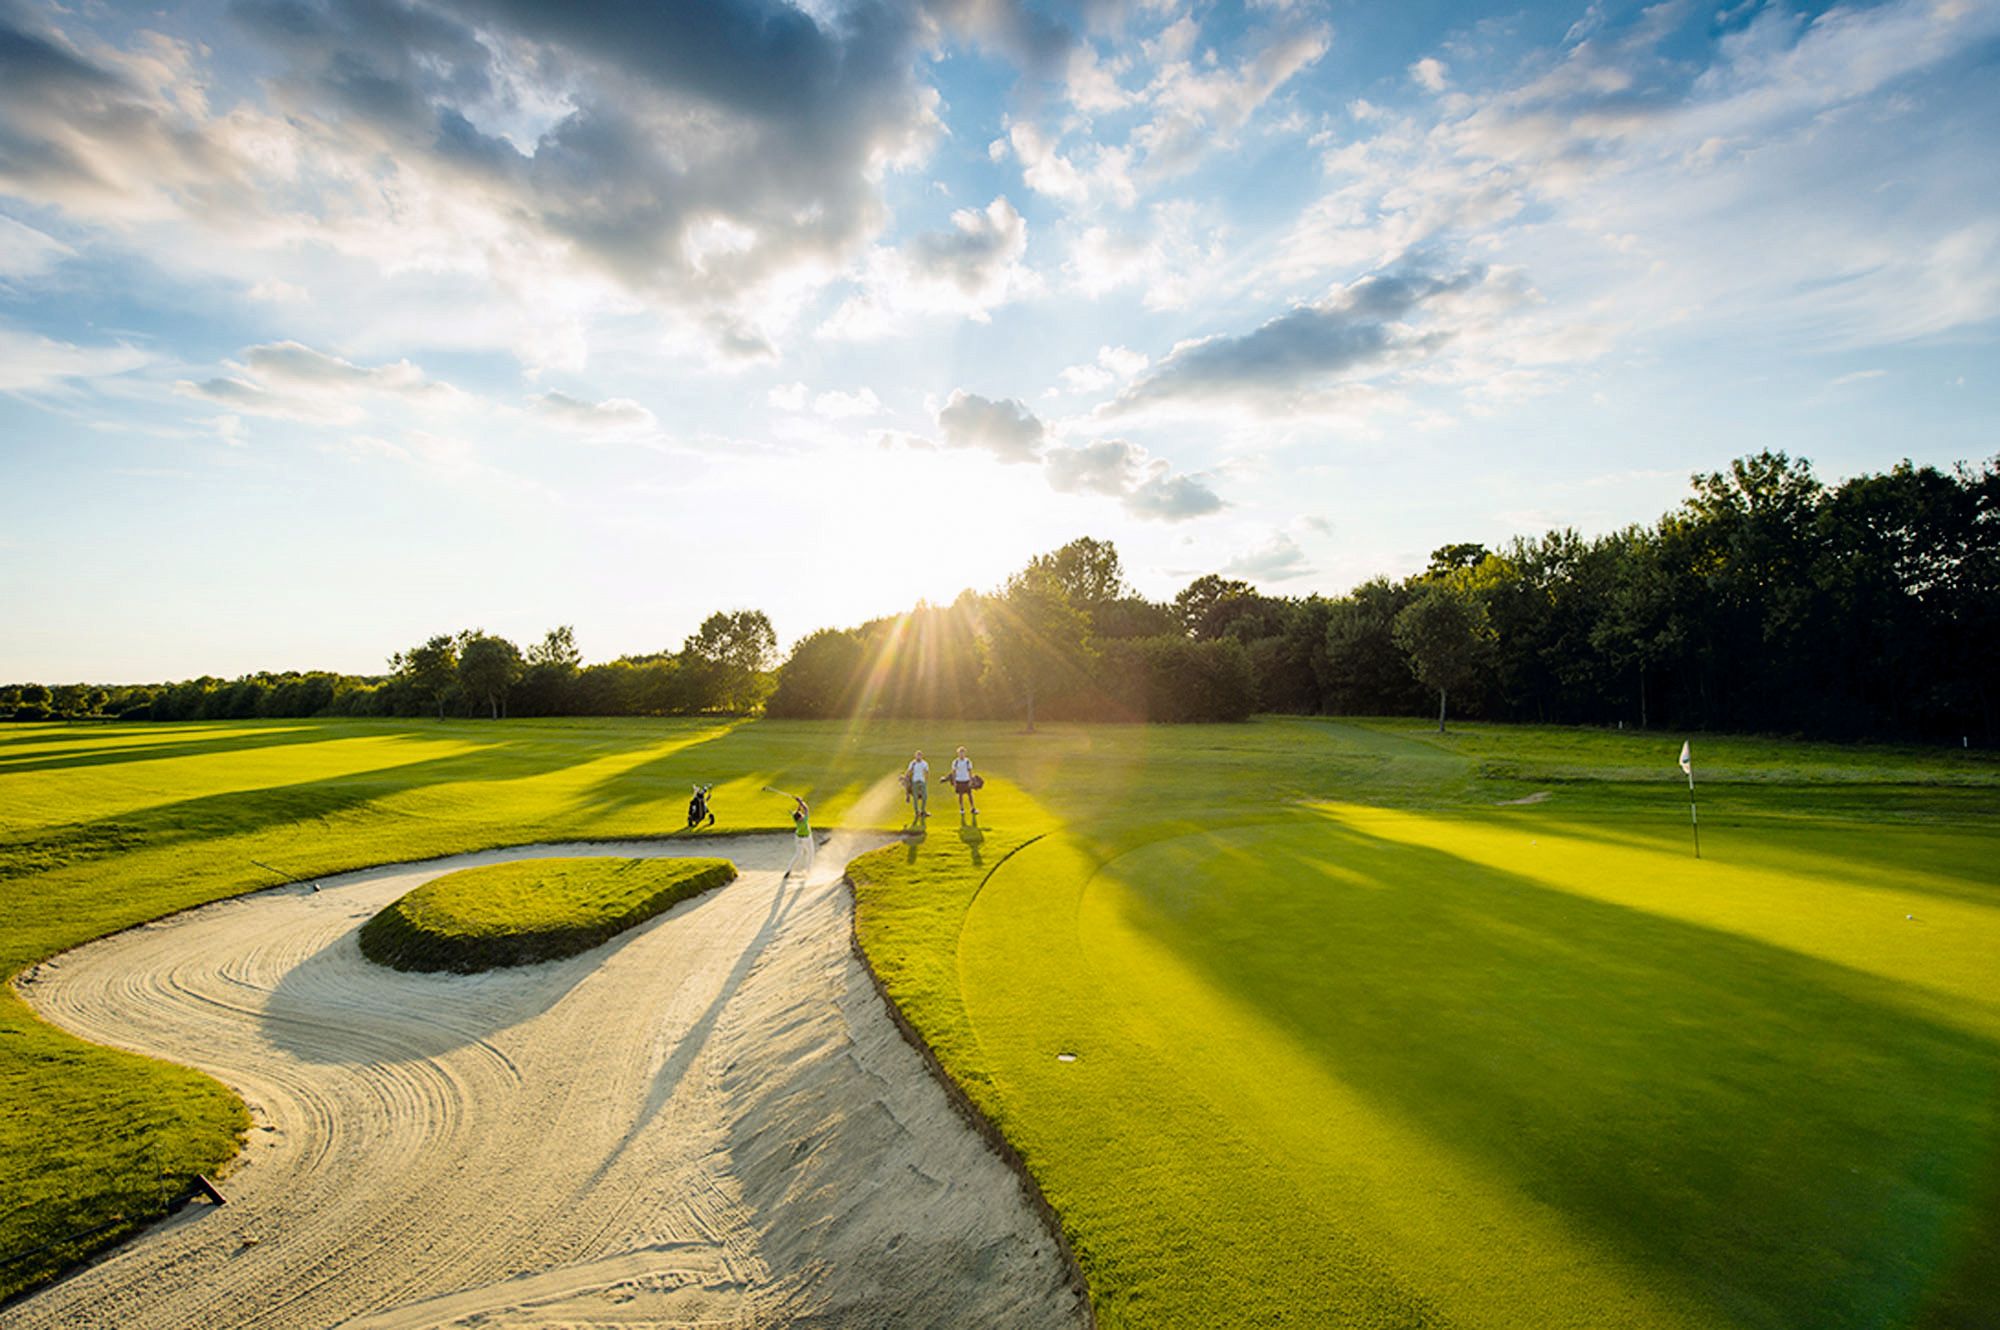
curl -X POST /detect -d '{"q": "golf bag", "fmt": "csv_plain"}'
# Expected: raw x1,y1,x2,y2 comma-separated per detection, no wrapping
688,784,715,829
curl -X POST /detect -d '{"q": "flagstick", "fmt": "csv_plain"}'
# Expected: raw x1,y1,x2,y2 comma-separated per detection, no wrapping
1686,767,1701,860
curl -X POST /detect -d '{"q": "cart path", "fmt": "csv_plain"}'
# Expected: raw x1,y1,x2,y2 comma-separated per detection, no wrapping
11,832,1086,1329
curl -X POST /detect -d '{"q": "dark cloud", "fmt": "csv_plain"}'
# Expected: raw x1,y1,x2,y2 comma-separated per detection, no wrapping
936,389,1044,463
220,0,941,315
0,13,123,98
0,9,243,211
1111,265,1484,411
0,0,967,352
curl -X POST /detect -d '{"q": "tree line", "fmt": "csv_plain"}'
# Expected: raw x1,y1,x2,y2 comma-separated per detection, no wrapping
770,450,1998,739
7,452,1994,740
3,613,778,724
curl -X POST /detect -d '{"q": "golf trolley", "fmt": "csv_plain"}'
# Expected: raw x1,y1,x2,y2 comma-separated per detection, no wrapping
687,783,716,830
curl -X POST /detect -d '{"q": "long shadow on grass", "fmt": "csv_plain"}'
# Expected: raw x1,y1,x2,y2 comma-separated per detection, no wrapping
0,722,349,776
0,738,634,883
1479,804,2000,911
1111,819,2000,1330
573,720,749,810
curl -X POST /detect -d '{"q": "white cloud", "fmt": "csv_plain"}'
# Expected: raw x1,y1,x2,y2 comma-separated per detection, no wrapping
822,196,1038,338
1057,344,1152,394
1130,23,1330,178
529,390,658,436
1263,0,2000,383
1043,437,1226,522
1005,121,1137,209
247,278,308,303
813,388,883,419
0,215,73,281
1224,531,1313,581
1066,200,1221,310
0,326,148,393
935,389,1045,463
1409,57,1449,92
174,341,452,424
768,381,809,411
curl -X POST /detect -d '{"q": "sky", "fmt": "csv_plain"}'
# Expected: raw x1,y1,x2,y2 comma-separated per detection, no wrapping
1,0,1996,682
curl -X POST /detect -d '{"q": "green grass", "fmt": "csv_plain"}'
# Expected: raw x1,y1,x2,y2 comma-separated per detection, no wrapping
4,715,1998,1326
359,856,737,972
850,718,2000,1328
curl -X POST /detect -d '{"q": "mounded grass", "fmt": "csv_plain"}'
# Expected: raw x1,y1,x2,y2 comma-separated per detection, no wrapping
359,856,736,972
4,715,1998,1325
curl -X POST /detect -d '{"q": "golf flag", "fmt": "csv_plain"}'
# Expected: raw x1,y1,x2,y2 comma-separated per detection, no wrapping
1679,740,1700,859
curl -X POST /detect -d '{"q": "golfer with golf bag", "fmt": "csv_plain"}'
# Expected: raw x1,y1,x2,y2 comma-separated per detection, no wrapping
904,750,929,821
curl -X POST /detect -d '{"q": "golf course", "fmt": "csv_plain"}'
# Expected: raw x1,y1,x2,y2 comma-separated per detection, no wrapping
3,715,1995,1326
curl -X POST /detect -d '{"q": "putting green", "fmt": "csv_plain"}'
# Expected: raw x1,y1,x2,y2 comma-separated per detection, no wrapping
852,724,2000,1328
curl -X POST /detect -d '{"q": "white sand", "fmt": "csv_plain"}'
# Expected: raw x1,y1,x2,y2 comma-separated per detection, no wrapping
11,832,1086,1329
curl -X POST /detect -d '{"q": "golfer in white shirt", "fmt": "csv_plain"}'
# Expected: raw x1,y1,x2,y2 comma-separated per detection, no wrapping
949,746,977,816
906,751,930,820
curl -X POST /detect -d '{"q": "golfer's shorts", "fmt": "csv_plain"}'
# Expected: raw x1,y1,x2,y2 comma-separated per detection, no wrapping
953,779,973,794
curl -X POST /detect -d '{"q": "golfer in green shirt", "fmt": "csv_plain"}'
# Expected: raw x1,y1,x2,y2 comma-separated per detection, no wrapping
785,795,814,879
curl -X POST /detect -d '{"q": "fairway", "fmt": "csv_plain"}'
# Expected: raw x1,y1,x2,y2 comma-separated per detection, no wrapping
4,717,1998,1327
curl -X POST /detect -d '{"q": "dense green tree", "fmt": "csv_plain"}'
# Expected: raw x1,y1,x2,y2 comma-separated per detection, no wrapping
680,610,777,712
1024,537,1128,618
986,569,1094,731
1321,579,1421,715
765,629,864,718
1091,595,1181,640
457,633,523,720
392,635,459,720
1172,575,1256,639
515,626,582,716
1393,583,1494,732
528,626,581,669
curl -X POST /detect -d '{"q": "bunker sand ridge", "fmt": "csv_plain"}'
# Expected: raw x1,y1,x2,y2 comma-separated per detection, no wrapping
11,831,1085,1329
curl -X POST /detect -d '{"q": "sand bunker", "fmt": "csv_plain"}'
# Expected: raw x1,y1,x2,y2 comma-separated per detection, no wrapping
12,833,1086,1329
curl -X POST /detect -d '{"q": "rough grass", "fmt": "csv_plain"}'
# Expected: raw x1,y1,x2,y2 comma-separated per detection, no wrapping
359,856,736,972
4,715,1998,1325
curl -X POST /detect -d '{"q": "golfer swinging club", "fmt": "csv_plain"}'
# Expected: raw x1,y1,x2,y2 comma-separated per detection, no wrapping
783,792,814,879
906,750,929,821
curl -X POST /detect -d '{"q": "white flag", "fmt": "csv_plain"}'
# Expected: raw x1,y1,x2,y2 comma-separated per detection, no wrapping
1678,741,1692,777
